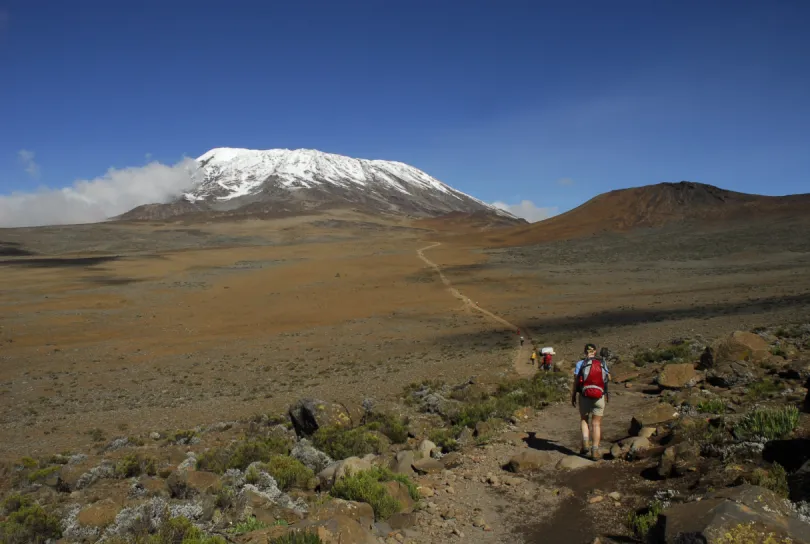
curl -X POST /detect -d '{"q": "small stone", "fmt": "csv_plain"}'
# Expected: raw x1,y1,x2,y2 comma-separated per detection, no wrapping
473,517,486,527
588,495,604,504
445,487,455,495
452,528,465,538
487,474,500,486
417,485,434,498
149,432,161,440
608,492,622,501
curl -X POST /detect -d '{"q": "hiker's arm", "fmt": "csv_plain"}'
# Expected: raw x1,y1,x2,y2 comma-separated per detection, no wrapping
571,376,578,407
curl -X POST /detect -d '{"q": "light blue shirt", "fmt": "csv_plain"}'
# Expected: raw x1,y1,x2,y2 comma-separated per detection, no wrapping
574,358,610,376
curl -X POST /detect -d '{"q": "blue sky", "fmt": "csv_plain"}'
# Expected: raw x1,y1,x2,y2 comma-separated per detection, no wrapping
1,0,808,225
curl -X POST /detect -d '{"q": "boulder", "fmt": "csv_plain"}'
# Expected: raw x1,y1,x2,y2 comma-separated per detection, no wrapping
610,437,652,460
706,360,755,388
384,481,416,512
290,514,378,544
556,456,594,470
629,403,678,435
789,459,810,503
412,458,443,474
390,450,416,476
308,498,374,531
440,452,463,469
658,484,810,543
166,469,221,498
417,439,438,458
712,331,770,364
291,438,334,473
657,363,699,389
318,457,372,490
504,450,555,473
288,398,352,437
657,442,701,478
637,427,657,439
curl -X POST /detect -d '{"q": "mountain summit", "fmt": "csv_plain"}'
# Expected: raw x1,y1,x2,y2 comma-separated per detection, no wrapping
118,148,516,221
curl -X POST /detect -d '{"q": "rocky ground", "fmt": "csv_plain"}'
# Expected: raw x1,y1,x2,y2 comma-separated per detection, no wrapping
2,322,810,543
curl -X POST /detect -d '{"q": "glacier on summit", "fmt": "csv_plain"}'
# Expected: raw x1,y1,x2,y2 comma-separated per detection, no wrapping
119,147,518,221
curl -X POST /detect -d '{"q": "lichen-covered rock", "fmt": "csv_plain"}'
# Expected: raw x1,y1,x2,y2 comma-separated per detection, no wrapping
291,438,334,473
629,403,678,435
706,360,756,388
504,450,554,473
658,442,701,478
656,363,699,389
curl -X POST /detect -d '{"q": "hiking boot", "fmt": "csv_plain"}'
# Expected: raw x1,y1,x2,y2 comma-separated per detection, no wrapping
580,440,591,455
590,446,602,460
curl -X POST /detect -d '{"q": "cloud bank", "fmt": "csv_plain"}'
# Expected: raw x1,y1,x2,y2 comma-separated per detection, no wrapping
0,159,203,228
490,200,557,223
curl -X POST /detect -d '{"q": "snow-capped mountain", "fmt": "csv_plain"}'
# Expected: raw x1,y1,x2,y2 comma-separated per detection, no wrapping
118,148,517,221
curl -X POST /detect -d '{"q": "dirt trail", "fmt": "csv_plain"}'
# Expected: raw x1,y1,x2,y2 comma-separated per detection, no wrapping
417,242,534,377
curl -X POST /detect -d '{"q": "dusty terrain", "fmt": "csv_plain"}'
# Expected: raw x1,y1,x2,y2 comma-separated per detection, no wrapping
2,199,810,462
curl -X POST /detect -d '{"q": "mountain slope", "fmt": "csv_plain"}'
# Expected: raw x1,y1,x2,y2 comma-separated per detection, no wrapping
117,148,516,221
474,181,810,246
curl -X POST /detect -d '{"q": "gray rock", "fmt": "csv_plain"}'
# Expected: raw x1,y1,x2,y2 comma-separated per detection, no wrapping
291,438,334,473
706,360,755,388
556,456,594,470
288,398,351,437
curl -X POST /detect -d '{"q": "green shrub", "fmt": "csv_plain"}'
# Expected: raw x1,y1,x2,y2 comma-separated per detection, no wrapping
633,343,692,366
746,463,789,498
734,406,799,441
696,398,727,414
166,429,198,445
770,347,788,358
270,531,324,544
428,428,460,452
774,326,804,339
115,453,157,478
745,379,783,402
494,371,568,409
627,500,662,539
197,436,292,473
330,466,417,520
362,412,409,444
260,456,314,491
229,516,266,535
0,494,62,544
27,465,59,483
312,426,383,460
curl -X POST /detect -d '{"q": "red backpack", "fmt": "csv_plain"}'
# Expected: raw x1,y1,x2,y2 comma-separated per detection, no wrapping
577,358,607,399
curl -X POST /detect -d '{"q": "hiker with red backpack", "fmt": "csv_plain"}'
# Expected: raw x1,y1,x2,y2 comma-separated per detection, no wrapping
572,343,610,459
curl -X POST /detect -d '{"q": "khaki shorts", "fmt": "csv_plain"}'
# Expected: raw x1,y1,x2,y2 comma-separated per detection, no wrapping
578,393,605,417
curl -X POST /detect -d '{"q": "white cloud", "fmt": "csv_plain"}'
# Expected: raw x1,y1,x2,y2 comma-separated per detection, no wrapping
556,177,575,186
0,158,203,228
18,149,40,179
490,200,558,223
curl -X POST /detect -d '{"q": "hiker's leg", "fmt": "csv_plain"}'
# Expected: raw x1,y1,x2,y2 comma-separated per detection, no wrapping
579,414,590,449
591,415,602,449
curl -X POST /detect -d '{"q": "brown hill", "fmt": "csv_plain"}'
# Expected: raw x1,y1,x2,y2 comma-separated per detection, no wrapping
470,181,810,247
413,210,527,233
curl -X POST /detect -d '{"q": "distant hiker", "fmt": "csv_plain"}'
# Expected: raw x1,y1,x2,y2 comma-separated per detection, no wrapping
520,335,525,347
541,347,554,371
530,349,537,366
572,343,610,459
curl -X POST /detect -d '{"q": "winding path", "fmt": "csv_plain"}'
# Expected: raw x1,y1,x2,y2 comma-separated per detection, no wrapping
417,242,535,377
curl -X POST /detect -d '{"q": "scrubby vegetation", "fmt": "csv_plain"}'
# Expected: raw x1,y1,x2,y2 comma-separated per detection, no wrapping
270,531,324,544
633,342,692,366
115,453,157,478
0,494,62,544
246,455,314,491
626,500,662,540
745,379,783,402
312,425,384,460
196,435,292,473
745,463,789,498
330,466,418,520
696,398,727,414
361,412,409,444
733,406,799,441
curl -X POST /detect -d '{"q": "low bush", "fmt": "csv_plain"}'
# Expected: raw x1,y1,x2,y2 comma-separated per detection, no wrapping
745,463,789,498
362,412,409,444
633,343,692,366
143,515,226,543
428,428,460,452
26,465,59,483
745,379,783,402
715,521,794,544
229,516,266,535
734,406,799,441
197,435,292,473
270,531,324,544
0,494,62,544
115,453,157,478
627,500,662,540
696,398,727,414
312,426,383,460
330,466,418,520
257,455,314,491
